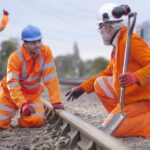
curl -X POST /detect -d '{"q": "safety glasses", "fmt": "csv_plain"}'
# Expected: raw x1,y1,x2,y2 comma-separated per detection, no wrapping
98,23,112,31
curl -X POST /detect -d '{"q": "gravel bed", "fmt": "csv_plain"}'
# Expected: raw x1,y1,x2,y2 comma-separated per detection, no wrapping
0,122,53,150
61,85,150,150
0,84,149,150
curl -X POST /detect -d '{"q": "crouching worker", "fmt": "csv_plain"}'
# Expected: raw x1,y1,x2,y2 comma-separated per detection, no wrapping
0,25,64,129
0,9,9,32
66,3,150,137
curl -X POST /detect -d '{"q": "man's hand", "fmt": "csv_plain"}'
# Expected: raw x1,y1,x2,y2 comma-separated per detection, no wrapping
3,9,9,16
65,85,85,101
119,72,139,87
52,102,65,110
21,102,35,116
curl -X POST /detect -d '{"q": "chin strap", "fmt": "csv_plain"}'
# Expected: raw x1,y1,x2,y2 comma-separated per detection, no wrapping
110,22,123,45
110,29,120,45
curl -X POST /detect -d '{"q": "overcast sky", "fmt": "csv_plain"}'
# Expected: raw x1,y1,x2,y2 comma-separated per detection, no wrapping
0,0,149,60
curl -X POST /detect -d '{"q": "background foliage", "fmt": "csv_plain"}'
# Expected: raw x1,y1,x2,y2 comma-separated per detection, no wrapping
0,40,109,79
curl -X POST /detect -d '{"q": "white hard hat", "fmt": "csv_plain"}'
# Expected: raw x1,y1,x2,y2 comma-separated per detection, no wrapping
97,3,124,24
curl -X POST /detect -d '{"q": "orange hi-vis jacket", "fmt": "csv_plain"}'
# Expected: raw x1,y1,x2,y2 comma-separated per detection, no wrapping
0,14,8,30
82,26,150,104
1,44,62,108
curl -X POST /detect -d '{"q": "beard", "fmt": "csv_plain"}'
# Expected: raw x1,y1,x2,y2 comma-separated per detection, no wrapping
99,21,123,45
101,32,112,45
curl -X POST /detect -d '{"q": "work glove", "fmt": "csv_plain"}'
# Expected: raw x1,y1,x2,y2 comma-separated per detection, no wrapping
119,72,139,87
21,102,35,116
65,85,85,101
3,9,9,16
52,102,65,110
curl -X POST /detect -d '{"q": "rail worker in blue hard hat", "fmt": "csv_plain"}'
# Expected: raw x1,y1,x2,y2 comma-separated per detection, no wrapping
0,25,64,129
66,3,150,137
0,9,9,32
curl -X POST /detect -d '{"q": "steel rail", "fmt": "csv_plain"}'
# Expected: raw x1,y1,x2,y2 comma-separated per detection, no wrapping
43,99,130,150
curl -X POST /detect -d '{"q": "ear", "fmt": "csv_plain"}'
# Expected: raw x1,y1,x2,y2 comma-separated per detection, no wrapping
23,42,28,48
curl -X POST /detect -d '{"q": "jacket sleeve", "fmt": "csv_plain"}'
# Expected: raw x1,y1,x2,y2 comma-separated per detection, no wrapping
81,60,113,93
131,36,150,86
6,52,26,108
42,46,62,104
0,14,9,31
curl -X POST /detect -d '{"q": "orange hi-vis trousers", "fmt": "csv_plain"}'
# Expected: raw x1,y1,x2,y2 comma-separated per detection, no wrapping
94,76,150,137
0,91,45,129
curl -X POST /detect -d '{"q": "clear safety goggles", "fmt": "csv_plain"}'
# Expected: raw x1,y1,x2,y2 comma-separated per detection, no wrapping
98,21,123,30
98,22,111,30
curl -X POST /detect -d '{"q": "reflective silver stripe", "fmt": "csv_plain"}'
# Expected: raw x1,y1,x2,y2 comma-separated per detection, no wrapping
98,77,114,99
0,105,16,115
7,82,20,88
35,112,45,116
16,50,27,80
25,75,41,82
7,73,19,81
43,62,55,70
22,82,41,89
22,58,27,79
0,114,11,121
43,72,57,82
30,102,44,116
16,50,22,60
40,56,44,70
16,51,45,80
30,103,43,108
40,96,46,102
107,76,113,86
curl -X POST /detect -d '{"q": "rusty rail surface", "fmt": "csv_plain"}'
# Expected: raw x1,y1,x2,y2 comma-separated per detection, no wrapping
43,99,130,150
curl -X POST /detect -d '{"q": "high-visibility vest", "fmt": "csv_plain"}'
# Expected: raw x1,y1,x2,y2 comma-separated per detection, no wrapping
1,45,62,107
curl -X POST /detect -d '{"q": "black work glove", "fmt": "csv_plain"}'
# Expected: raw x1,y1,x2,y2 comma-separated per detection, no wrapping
65,85,85,101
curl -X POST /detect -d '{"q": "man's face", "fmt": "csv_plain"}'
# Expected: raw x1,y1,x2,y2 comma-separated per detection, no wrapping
24,40,42,57
98,22,120,45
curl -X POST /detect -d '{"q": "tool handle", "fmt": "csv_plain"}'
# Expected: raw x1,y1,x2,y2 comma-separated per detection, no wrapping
123,12,137,73
120,12,137,113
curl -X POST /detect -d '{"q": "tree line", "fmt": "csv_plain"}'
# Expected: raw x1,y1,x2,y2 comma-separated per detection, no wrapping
55,42,109,78
0,40,109,79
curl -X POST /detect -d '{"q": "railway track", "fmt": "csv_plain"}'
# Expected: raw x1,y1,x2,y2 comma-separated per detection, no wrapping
0,79,133,149
59,79,150,150
43,98,130,150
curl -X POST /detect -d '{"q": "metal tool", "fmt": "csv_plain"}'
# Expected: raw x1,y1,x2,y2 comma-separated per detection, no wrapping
102,12,137,135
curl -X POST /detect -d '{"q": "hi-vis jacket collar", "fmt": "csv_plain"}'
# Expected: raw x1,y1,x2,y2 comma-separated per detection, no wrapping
21,45,42,61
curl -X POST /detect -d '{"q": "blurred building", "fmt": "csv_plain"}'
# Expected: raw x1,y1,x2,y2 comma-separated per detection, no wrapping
136,19,150,46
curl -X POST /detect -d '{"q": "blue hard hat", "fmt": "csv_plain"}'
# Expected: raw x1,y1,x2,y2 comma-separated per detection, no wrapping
21,25,42,41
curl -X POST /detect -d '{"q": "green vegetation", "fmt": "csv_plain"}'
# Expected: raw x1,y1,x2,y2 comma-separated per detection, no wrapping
0,38,19,79
0,40,109,79
55,42,109,78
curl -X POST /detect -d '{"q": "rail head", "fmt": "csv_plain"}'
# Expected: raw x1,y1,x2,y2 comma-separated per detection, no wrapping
43,100,130,150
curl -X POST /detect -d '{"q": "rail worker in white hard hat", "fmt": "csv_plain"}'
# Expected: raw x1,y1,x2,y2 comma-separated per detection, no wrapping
66,3,150,137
